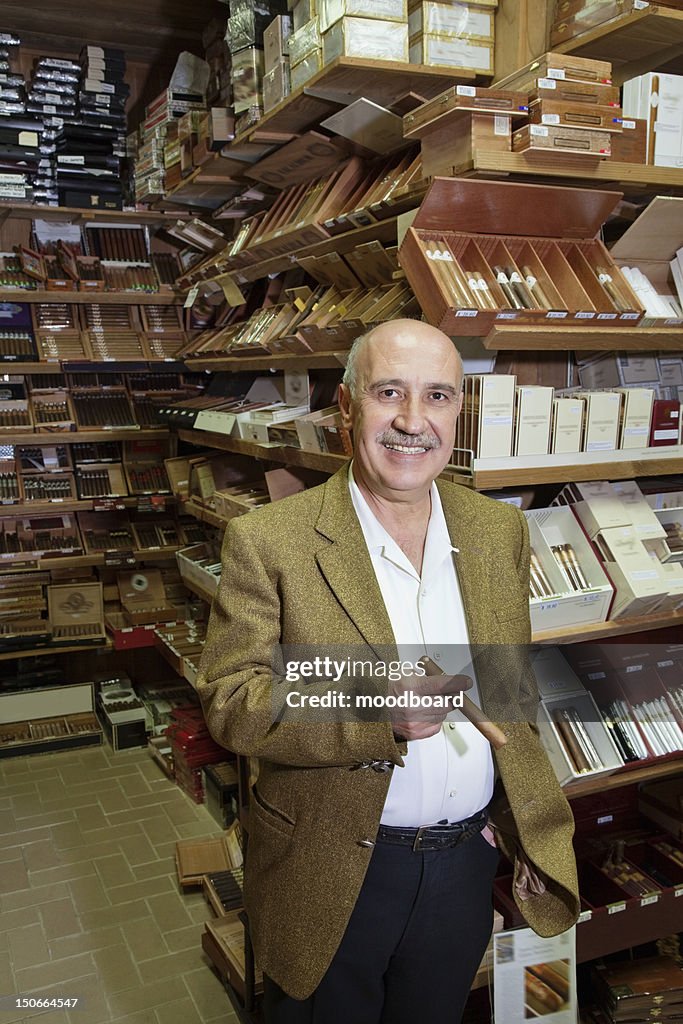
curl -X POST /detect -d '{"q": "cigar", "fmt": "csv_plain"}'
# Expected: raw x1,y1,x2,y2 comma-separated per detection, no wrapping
418,656,507,750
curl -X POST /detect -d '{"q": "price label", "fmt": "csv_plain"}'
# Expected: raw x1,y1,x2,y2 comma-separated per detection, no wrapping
184,285,199,309
640,894,659,907
455,309,478,317
578,910,592,924
456,85,476,96
104,549,135,567
607,901,626,915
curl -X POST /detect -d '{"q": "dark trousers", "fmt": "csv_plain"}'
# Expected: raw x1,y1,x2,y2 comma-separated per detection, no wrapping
263,830,500,1024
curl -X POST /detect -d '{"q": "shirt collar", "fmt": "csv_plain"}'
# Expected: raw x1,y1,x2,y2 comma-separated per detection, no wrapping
348,462,457,578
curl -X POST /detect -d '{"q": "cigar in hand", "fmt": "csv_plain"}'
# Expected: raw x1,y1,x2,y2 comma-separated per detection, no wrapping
418,656,507,750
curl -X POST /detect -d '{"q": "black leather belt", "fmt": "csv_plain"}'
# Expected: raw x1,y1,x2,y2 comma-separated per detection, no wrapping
376,809,488,852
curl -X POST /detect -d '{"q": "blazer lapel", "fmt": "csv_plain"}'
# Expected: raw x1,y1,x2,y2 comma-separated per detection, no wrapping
436,480,492,648
315,467,396,658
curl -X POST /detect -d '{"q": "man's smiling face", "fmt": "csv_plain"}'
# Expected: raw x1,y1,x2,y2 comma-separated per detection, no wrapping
339,321,463,502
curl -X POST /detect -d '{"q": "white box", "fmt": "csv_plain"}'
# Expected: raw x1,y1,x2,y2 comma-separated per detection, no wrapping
611,479,667,542
409,34,493,71
581,390,621,452
594,525,670,618
458,373,515,459
319,0,407,31
408,2,494,40
525,506,613,634
537,691,624,786
623,72,683,167
551,397,583,455
617,354,659,385
616,387,654,449
553,480,629,538
323,17,409,62
513,385,553,456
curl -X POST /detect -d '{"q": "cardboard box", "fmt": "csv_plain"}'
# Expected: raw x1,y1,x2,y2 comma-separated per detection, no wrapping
581,391,621,452
324,17,409,62
611,196,683,327
264,15,293,69
594,525,670,618
263,59,291,112
525,506,613,633
456,374,515,459
320,0,406,30
553,480,629,538
551,396,584,454
610,116,647,164
616,387,654,450
409,34,492,71
289,17,322,65
623,72,683,167
513,385,553,456
408,1,494,40
398,178,641,337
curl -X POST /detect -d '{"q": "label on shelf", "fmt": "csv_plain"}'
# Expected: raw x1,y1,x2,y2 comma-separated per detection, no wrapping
596,313,618,320
538,78,556,89
577,910,592,924
607,901,626,915
456,85,476,96
640,894,659,907
104,550,135,567
675,885,683,898
455,310,478,318
576,312,595,319
597,815,613,825
546,311,567,318
94,498,126,511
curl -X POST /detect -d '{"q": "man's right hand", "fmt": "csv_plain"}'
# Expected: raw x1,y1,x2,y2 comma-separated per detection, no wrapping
390,671,474,742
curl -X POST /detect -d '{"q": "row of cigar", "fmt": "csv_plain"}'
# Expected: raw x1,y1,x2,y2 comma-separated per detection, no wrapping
34,400,70,423
530,544,589,599
0,332,34,356
551,705,604,774
33,302,185,335
86,227,149,263
0,473,20,500
23,476,73,500
418,236,634,314
600,840,659,899
600,697,683,762
52,623,100,640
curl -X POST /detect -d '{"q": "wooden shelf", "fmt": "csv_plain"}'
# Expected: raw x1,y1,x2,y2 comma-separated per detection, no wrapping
0,203,187,226
178,428,347,475
181,574,218,606
533,607,683,646
564,755,683,800
0,361,185,374
183,499,238,531
2,429,168,445
454,445,683,489
0,638,111,662
0,496,175,518
483,324,683,351
452,150,683,192
187,352,348,372
214,213,402,287
552,3,683,86
0,290,180,305
165,59,476,205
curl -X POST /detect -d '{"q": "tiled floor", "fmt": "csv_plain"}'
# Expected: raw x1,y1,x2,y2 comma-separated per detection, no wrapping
0,742,240,1024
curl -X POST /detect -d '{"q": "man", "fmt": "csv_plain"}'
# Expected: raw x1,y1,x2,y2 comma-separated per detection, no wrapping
197,319,579,1023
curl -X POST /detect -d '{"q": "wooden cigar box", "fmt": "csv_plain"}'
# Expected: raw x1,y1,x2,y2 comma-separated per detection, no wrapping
404,85,528,140
48,582,106,643
31,390,75,432
420,112,512,177
529,98,622,132
610,117,647,164
529,79,620,107
21,470,76,504
117,569,177,626
398,177,642,337
495,51,613,92
513,123,611,157
551,1,629,47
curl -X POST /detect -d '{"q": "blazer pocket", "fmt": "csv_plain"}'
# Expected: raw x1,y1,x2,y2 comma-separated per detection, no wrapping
251,786,296,837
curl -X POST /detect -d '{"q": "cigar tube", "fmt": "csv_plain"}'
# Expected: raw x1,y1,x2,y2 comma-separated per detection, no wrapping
461,271,489,310
655,696,683,748
418,655,507,750
506,267,536,308
550,545,575,591
521,265,552,307
566,706,602,770
527,964,569,1002
472,272,498,310
525,973,564,1015
421,239,467,306
650,699,681,752
552,709,592,772
563,544,589,590
558,545,583,590
595,265,628,311
493,266,525,309
439,240,479,307
530,551,554,596
632,704,665,756
644,701,676,753
612,700,648,759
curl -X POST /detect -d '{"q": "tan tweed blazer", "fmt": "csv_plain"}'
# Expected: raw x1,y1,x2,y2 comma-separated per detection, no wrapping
197,466,580,1000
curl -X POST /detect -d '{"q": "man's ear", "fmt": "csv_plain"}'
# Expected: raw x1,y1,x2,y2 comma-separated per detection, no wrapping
338,383,354,429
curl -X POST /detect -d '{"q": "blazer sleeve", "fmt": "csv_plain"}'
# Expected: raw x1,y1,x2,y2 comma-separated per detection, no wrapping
196,518,403,769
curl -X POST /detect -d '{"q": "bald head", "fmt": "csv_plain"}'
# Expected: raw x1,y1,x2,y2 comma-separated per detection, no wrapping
342,320,463,399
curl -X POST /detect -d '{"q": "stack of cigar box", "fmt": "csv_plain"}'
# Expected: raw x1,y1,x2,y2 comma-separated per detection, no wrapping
0,571,50,650
263,15,292,113
165,702,227,802
592,955,683,1022
177,542,223,599
408,0,495,74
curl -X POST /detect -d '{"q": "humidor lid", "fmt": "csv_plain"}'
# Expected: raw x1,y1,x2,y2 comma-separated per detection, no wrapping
117,570,167,614
409,177,622,239
48,582,104,629
610,195,683,262
175,827,243,887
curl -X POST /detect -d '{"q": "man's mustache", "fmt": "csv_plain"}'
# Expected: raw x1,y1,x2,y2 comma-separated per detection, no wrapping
376,430,441,449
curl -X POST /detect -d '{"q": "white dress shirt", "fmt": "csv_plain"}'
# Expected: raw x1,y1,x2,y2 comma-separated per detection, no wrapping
348,466,494,827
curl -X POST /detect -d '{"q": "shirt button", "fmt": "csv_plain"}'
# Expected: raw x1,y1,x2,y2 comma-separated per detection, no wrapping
433,652,441,661
450,791,457,798
448,723,456,730
421,589,427,597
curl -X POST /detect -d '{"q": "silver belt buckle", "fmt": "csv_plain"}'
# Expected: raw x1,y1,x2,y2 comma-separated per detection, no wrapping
412,825,430,852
